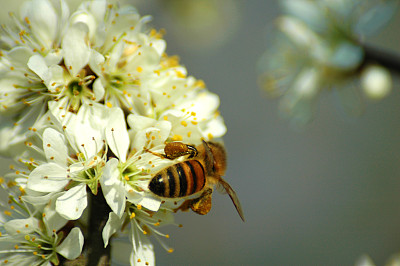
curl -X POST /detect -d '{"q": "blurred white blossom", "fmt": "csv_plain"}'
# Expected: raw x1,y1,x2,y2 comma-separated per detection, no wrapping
259,0,398,125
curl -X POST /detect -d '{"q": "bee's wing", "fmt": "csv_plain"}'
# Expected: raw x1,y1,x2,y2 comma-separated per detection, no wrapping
218,178,245,222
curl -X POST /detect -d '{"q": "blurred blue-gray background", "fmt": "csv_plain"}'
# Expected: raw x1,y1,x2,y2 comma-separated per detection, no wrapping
2,0,400,265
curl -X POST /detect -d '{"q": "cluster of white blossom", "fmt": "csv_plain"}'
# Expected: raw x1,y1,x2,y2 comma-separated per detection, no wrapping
259,0,397,125
0,0,226,264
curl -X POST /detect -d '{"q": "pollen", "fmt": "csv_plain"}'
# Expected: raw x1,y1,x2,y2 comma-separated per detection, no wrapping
172,135,183,141
180,121,188,127
130,213,136,219
163,116,169,121
124,175,130,181
136,66,143,73
137,204,142,210
106,102,113,108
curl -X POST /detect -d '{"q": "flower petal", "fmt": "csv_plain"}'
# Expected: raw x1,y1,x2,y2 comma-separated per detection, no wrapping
56,184,87,220
56,227,84,260
21,0,58,49
27,54,49,81
43,128,68,166
62,23,90,76
137,196,161,212
4,216,39,235
100,158,126,217
105,107,129,162
102,212,126,248
27,163,69,192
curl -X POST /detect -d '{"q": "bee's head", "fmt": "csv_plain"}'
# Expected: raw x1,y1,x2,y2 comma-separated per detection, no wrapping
203,141,227,177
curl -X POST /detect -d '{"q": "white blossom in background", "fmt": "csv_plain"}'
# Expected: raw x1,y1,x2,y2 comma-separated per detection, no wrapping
258,0,398,125
355,253,400,266
0,0,227,264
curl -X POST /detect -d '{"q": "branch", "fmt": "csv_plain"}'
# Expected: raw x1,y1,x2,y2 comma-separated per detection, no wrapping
362,44,400,74
86,188,112,266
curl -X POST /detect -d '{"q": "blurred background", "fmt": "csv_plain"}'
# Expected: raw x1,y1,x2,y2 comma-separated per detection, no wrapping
2,0,400,265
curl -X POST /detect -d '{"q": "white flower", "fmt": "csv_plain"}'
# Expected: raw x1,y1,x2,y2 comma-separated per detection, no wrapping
104,205,176,266
0,181,84,265
259,0,398,125
13,102,129,220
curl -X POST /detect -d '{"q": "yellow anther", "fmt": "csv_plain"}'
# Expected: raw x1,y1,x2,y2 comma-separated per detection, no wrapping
165,234,170,238
180,121,187,127
25,235,30,241
124,175,130,181
207,133,214,140
168,248,174,253
175,71,185,78
195,80,206,88
106,102,113,108
130,213,136,219
137,204,142,210
172,135,183,141
4,211,11,216
136,66,143,73
14,244,19,249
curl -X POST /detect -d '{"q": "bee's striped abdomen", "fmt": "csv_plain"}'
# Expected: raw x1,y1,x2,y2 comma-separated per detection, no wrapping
149,160,206,198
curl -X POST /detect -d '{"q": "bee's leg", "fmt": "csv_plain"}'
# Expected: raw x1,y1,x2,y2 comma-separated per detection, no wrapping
143,147,169,159
164,142,197,159
190,188,213,215
144,142,198,160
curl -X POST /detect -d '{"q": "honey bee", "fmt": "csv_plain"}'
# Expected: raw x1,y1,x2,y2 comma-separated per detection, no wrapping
146,141,244,221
